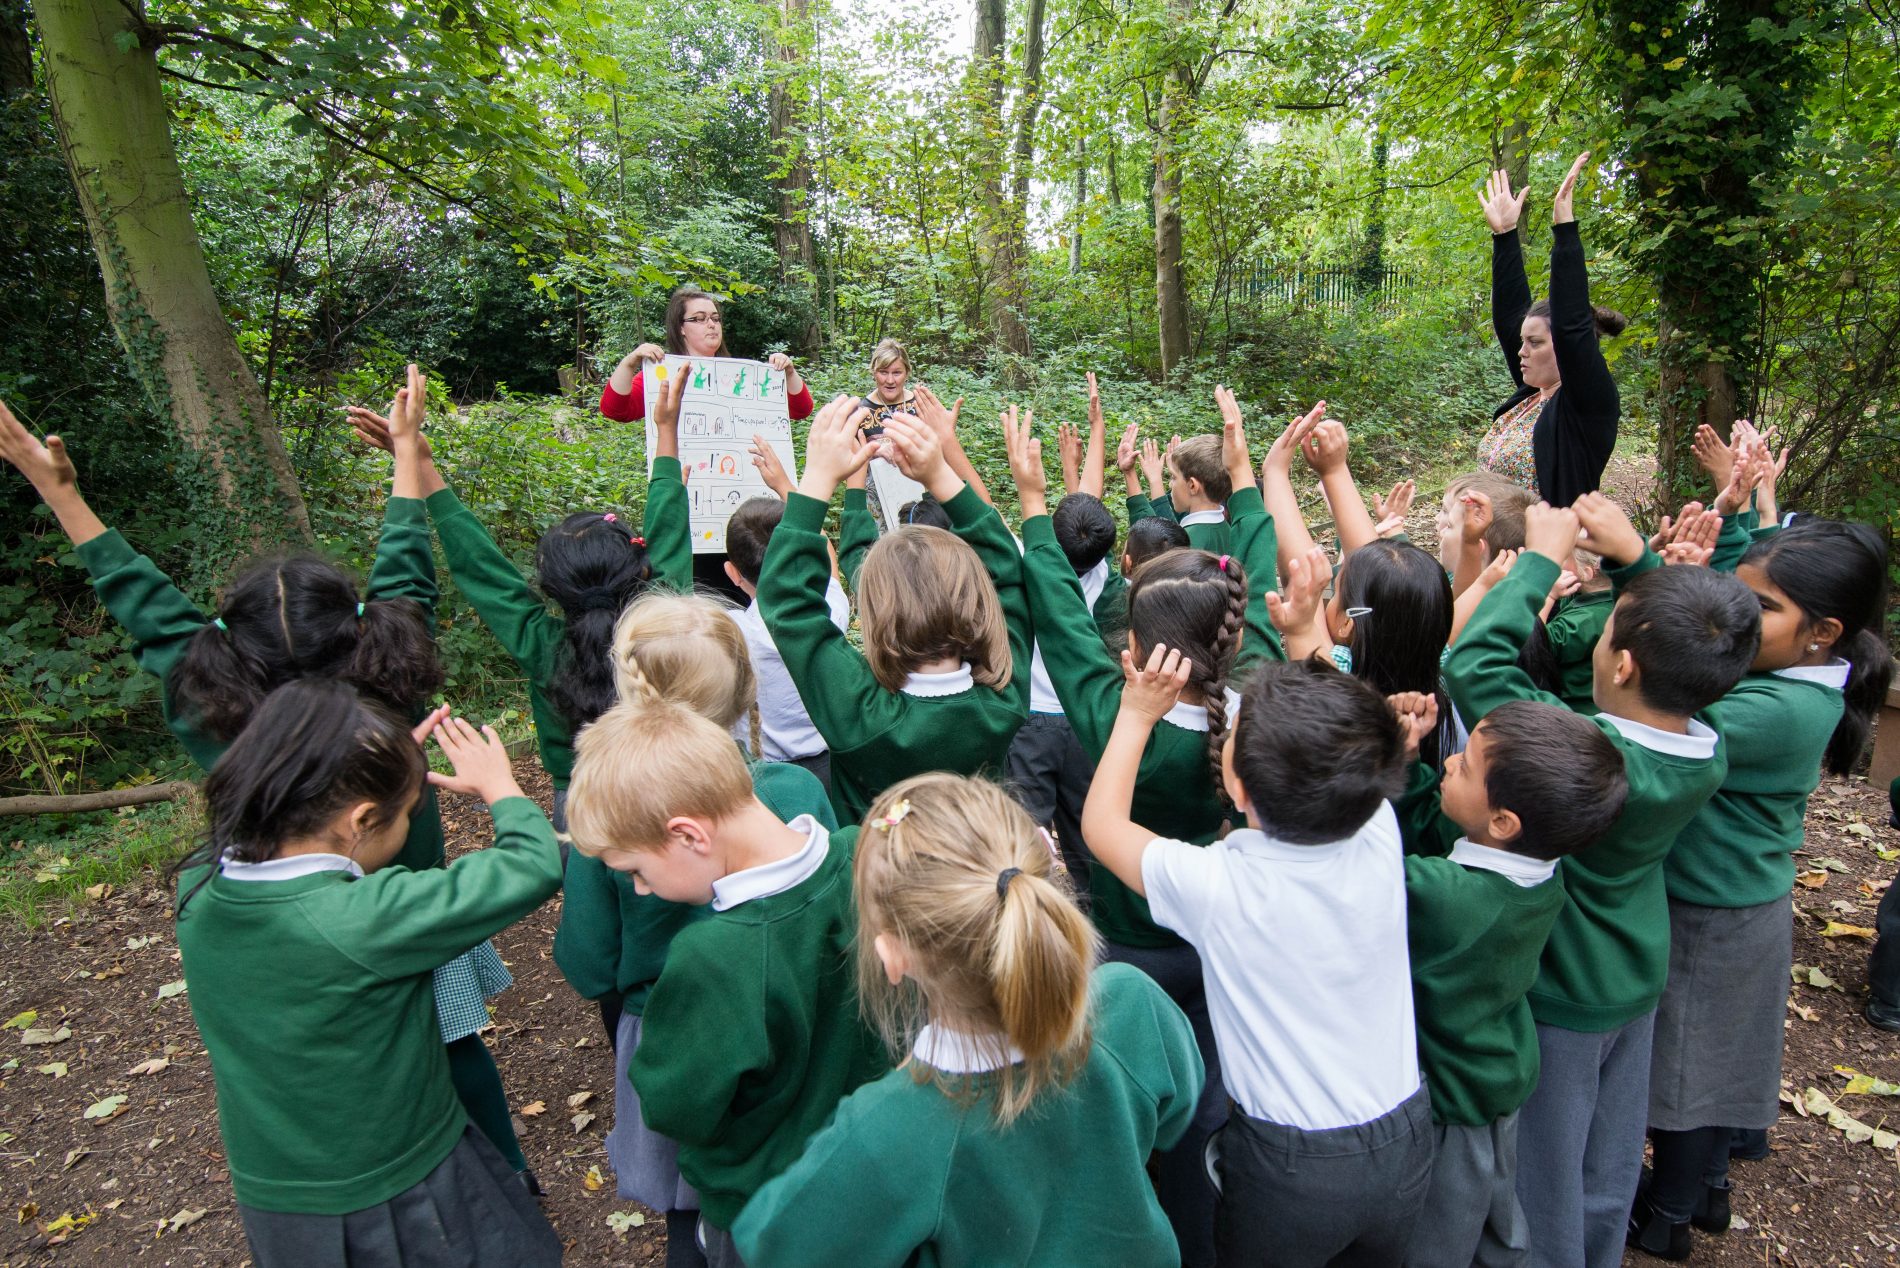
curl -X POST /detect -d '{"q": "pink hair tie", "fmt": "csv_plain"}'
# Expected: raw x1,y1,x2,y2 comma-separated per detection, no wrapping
1217,555,1231,572
602,513,617,523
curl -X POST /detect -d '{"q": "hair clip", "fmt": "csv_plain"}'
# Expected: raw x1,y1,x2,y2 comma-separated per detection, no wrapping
1217,555,1231,572
873,798,912,831
356,602,366,618
212,617,228,632
995,867,1023,900
1345,606,1374,619
603,513,618,523
630,535,646,547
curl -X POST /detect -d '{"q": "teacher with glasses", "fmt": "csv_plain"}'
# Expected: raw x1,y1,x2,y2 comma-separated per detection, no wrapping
599,285,815,423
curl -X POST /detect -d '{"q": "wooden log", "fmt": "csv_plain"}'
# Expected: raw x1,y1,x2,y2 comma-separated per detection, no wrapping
0,780,197,817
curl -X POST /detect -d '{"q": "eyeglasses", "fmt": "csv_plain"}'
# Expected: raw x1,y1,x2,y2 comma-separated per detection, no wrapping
682,313,723,326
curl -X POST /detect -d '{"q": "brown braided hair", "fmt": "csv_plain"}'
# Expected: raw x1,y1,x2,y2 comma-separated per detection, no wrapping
1124,550,1249,804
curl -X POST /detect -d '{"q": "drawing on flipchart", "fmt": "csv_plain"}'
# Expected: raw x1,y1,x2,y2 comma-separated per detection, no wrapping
643,356,796,553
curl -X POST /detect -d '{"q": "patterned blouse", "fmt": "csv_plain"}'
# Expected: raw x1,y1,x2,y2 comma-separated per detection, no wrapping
1477,392,1546,492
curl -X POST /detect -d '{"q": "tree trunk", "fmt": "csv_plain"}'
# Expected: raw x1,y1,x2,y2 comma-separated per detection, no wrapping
33,0,310,545
1,0,31,97
1069,135,1085,273
1493,116,1531,193
769,0,820,351
971,0,1029,363
1153,64,1191,378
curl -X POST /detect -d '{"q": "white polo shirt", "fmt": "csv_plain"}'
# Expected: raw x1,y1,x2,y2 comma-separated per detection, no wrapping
1140,802,1419,1130
1027,557,1111,715
729,581,850,762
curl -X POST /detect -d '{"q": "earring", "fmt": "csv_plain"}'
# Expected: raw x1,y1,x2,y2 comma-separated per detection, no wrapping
1807,642,1820,653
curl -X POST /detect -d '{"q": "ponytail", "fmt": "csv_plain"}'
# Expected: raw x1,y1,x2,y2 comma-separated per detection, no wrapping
990,866,1097,1105
1834,627,1895,776
345,598,443,716
537,512,655,730
1526,297,1629,339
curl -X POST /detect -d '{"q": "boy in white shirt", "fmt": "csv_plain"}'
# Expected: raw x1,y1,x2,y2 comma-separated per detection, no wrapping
1082,650,1431,1264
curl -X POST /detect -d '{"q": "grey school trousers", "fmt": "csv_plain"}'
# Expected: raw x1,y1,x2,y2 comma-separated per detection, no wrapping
1404,1111,1531,1267
1209,1083,1435,1266
1514,1012,1656,1268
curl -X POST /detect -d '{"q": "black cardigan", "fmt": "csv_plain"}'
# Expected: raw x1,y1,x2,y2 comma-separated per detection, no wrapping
1490,222,1620,507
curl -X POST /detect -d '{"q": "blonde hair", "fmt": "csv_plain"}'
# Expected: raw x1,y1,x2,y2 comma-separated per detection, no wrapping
1170,434,1231,503
856,527,1012,693
869,338,910,374
567,691,754,856
855,774,1099,1124
1443,469,1523,506
612,592,763,757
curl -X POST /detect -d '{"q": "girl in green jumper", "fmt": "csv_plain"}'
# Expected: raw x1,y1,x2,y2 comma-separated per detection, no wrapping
999,392,1281,1268
758,397,1031,824
734,774,1205,1268
0,387,530,1178
176,682,562,1267
1632,518,1893,1259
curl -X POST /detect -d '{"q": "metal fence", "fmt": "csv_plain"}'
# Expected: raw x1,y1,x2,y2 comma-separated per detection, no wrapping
1227,261,1418,311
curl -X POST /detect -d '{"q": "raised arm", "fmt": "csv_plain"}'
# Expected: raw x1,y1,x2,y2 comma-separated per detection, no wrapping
1081,371,1107,498
643,367,693,590
1259,400,1325,573
913,385,989,505
1300,417,1382,555
347,366,442,619
1080,646,1193,896
1442,504,1578,725
0,398,107,548
1546,153,1618,447
1215,387,1285,673
1483,168,1533,387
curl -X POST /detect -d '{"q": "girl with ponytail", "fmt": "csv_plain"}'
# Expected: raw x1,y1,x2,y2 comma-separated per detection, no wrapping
732,773,1205,1268
1000,390,1281,1268
0,381,537,1181
1635,518,1893,1256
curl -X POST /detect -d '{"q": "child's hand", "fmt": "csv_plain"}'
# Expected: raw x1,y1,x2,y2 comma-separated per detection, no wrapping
1086,371,1105,436
1659,506,1720,566
1115,423,1139,476
1459,490,1494,545
424,712,525,805
345,398,436,465
1215,385,1253,488
1057,420,1082,494
1265,545,1332,636
883,411,953,491
1372,479,1415,537
389,363,426,443
1003,403,1047,513
1386,691,1439,762
1647,500,1703,553
1570,492,1643,565
1690,423,1734,489
651,360,688,434
1263,400,1325,476
1138,437,1165,497
1712,441,1765,516
1119,643,1192,724
748,434,793,497
1522,501,1582,566
1300,418,1349,476
0,399,79,492
911,384,963,446
1477,547,1520,590
797,394,877,498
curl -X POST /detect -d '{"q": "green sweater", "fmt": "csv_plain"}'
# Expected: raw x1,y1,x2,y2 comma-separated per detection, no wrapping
1546,590,1612,714
1091,568,1130,653
175,797,561,1213
1226,484,1287,677
553,758,837,1013
1405,853,1566,1125
1444,552,1728,1032
632,827,889,1228
731,962,1205,1268
1125,492,1177,525
424,462,691,790
840,486,878,592
758,484,1031,825
1666,670,1844,908
78,502,445,874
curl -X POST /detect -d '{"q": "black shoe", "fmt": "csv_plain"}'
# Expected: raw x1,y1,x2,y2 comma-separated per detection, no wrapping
1867,1000,1900,1035
1727,1127,1768,1161
1629,1187,1693,1260
1691,1180,1731,1234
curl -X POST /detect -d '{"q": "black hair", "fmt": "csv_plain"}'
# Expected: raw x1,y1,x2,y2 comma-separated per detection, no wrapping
1124,516,1190,573
176,680,425,913
1230,659,1409,844
726,496,785,586
1051,493,1116,574
1125,550,1248,803
895,495,952,530
536,512,655,729
1526,297,1629,339
1609,566,1759,716
1473,700,1627,860
170,554,442,743
1742,520,1894,774
1519,618,1565,698
1335,540,1455,767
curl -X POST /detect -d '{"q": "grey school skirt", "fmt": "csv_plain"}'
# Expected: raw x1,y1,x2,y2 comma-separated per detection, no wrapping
238,1124,560,1267
1648,895,1793,1132
610,1010,701,1213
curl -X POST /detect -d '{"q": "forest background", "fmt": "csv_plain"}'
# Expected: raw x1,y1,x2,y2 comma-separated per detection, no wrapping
2,0,1897,881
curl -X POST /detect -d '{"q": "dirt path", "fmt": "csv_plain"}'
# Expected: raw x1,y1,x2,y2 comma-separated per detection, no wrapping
2,763,1896,1265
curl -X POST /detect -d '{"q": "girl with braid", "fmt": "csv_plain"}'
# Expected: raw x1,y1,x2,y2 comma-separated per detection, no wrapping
998,395,1284,1268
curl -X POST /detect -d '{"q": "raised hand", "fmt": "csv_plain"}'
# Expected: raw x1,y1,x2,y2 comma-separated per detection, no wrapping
748,434,793,497
1480,168,1529,235
649,360,689,463
0,398,78,493
1265,545,1333,639
1459,490,1495,546
424,712,525,805
1263,400,1326,476
1552,151,1590,226
1387,691,1440,762
1373,479,1415,538
1522,501,1582,565
1003,403,1047,517
1712,443,1765,516
1659,505,1720,566
1138,437,1166,500
1057,420,1083,496
883,410,958,499
1119,643,1193,724
911,384,963,444
1570,491,1644,565
796,394,877,500
1215,385,1253,490
1690,424,1734,490
1478,547,1521,591
1300,418,1349,477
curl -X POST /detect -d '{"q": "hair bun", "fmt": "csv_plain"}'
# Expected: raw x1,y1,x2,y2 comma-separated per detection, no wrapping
1592,305,1629,338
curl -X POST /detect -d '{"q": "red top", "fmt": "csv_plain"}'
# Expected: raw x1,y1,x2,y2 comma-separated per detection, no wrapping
599,373,815,422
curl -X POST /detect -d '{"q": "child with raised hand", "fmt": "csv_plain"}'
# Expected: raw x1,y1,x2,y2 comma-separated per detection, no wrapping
1444,500,1758,1267
732,774,1205,1268
175,681,563,1267
1294,411,1387,554
1569,507,1895,1258
347,363,692,832
1081,648,1431,1264
0,388,531,1180
758,396,1030,824
1128,431,1232,551
565,693,888,1268
1391,690,1629,1267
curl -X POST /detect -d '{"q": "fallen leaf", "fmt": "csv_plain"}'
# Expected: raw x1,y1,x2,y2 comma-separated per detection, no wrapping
1801,1087,1900,1150
567,1091,595,1110
1789,1001,1820,1022
1876,846,1899,863
62,1148,87,1170
1795,870,1829,889
518,1100,546,1117
1820,921,1877,939
3,1011,38,1030
1807,967,1840,990
91,965,125,981
1815,857,1851,872
158,1206,206,1235
83,1094,128,1121
571,1110,596,1133
1844,821,1875,839
1829,900,1860,915
20,1026,72,1046
125,936,157,951
41,1209,93,1243
1836,1066,1900,1097
583,1164,605,1191
155,979,187,1000
606,1210,647,1236
83,883,111,901
126,1058,170,1076
35,1062,67,1078
17,1202,37,1223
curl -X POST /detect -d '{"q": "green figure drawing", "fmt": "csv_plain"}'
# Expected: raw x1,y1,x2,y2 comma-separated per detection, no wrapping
691,362,712,390
758,371,775,400
730,367,748,396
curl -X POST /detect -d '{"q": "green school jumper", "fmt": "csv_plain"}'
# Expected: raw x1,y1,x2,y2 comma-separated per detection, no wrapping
1666,671,1844,908
1444,553,1728,1032
1091,568,1130,652
553,760,837,1012
423,458,691,793
1545,590,1612,715
76,499,444,873
1126,492,1179,525
631,827,889,1229
1129,491,1230,553
731,962,1206,1268
175,798,562,1213
758,483,1031,825
840,486,878,592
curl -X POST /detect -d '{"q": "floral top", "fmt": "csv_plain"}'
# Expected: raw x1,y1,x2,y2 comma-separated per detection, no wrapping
1477,392,1545,492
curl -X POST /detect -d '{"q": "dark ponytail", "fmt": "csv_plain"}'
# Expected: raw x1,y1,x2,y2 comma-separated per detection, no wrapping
1336,540,1455,767
175,680,426,912
1125,550,1248,803
536,512,655,730
170,555,443,742
1744,520,1894,774
1526,297,1628,339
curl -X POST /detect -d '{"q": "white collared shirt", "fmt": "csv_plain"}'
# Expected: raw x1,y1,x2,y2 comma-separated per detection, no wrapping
730,583,851,762
1448,838,1558,888
710,814,829,912
1029,558,1112,714
901,663,975,698
1773,659,1850,690
1597,713,1719,759
911,1024,1025,1074
1162,687,1244,733
1179,508,1226,527
219,852,364,882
